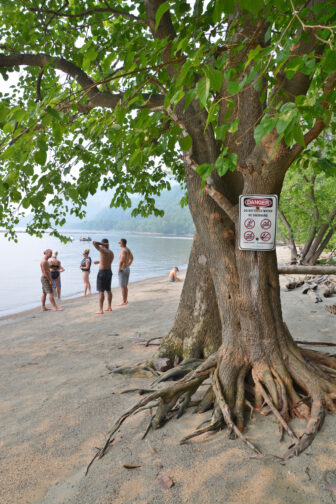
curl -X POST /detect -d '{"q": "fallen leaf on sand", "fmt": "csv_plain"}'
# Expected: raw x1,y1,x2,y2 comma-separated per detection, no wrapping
320,328,330,332
156,475,174,489
123,464,141,469
310,310,317,313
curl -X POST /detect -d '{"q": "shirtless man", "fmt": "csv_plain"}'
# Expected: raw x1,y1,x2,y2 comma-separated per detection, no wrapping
40,249,63,311
118,238,133,306
93,238,114,314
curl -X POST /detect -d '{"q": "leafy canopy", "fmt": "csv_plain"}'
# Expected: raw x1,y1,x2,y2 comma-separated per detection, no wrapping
0,0,335,239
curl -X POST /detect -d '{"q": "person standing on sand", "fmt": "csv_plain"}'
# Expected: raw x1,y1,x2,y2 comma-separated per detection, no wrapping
40,250,63,312
49,251,65,299
92,239,114,314
80,248,92,296
118,238,133,306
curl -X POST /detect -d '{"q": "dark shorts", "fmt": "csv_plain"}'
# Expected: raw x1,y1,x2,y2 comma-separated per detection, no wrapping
41,276,53,294
118,267,130,287
51,271,59,280
97,269,112,292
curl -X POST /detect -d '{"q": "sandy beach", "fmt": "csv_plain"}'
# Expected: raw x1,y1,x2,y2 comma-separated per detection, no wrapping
1,249,336,504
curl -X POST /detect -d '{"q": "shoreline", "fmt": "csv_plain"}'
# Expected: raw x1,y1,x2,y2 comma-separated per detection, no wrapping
0,272,173,325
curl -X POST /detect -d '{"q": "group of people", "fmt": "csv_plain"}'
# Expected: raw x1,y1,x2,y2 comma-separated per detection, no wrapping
40,238,133,314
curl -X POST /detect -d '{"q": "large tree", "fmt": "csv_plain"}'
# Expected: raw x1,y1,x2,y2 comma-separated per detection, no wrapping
1,0,336,458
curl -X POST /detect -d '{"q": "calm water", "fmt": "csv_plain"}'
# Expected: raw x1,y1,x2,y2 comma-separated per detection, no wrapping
0,230,192,317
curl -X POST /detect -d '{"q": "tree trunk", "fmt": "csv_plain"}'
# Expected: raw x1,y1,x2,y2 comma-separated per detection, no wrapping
157,233,222,361
303,207,336,265
182,162,336,456
278,210,298,264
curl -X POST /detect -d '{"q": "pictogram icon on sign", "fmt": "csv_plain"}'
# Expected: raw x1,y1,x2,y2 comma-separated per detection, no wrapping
244,231,255,241
260,218,272,230
244,218,255,229
260,231,271,242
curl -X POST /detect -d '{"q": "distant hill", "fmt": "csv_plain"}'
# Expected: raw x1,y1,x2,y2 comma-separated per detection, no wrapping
66,186,195,235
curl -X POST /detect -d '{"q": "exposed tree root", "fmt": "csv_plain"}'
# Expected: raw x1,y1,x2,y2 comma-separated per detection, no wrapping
145,336,163,347
87,345,336,473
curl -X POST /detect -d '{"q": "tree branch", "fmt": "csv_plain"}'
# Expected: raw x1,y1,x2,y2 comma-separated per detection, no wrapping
28,4,146,25
289,72,336,163
0,53,164,110
144,0,179,78
185,153,238,224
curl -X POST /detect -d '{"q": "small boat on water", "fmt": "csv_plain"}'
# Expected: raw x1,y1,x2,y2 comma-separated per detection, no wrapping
79,236,92,241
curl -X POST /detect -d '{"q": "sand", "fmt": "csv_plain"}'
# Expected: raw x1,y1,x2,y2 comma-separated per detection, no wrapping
1,247,336,504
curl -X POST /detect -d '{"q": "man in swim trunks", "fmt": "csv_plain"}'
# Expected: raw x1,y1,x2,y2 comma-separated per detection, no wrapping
117,238,133,306
169,267,179,282
93,238,114,314
40,249,63,312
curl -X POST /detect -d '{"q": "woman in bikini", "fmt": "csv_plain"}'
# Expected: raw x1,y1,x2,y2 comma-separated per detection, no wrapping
49,251,65,299
80,248,92,296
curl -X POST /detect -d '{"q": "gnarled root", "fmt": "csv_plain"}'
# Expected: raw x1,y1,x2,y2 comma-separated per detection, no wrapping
87,345,336,473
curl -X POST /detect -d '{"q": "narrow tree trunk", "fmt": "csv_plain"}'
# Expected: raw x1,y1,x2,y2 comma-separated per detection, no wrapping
278,210,298,264
307,227,334,265
157,233,222,361
303,207,336,264
300,226,316,262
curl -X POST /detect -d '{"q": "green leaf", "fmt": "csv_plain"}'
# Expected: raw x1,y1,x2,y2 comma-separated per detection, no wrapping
215,124,228,141
179,135,192,151
240,0,263,15
205,66,223,93
244,45,262,70
47,106,62,121
215,157,229,176
196,77,210,107
254,117,276,144
155,1,170,31
292,123,305,147
196,163,213,180
227,81,240,94
10,189,21,202
321,49,336,73
228,119,239,133
34,148,47,165
213,0,236,22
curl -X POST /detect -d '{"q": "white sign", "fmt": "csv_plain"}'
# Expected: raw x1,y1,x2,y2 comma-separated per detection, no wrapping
238,194,278,251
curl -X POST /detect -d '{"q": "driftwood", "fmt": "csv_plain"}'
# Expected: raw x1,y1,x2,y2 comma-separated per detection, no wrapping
307,289,323,303
323,285,336,298
284,274,336,305
278,266,336,275
285,279,304,290
326,305,336,315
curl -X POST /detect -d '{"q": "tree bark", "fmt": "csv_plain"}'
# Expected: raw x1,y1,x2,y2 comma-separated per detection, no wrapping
157,233,222,361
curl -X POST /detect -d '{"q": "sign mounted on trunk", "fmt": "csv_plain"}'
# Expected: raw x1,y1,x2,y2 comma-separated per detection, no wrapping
238,194,278,251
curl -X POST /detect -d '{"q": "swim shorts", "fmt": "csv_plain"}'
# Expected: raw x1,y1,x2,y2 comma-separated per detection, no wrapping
41,276,53,294
51,271,60,280
118,267,130,287
97,269,112,292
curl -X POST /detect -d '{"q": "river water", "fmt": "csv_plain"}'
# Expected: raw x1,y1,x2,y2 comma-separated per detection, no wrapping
0,230,192,317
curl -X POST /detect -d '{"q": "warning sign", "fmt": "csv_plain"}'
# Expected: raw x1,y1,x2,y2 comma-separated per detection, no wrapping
238,194,278,251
